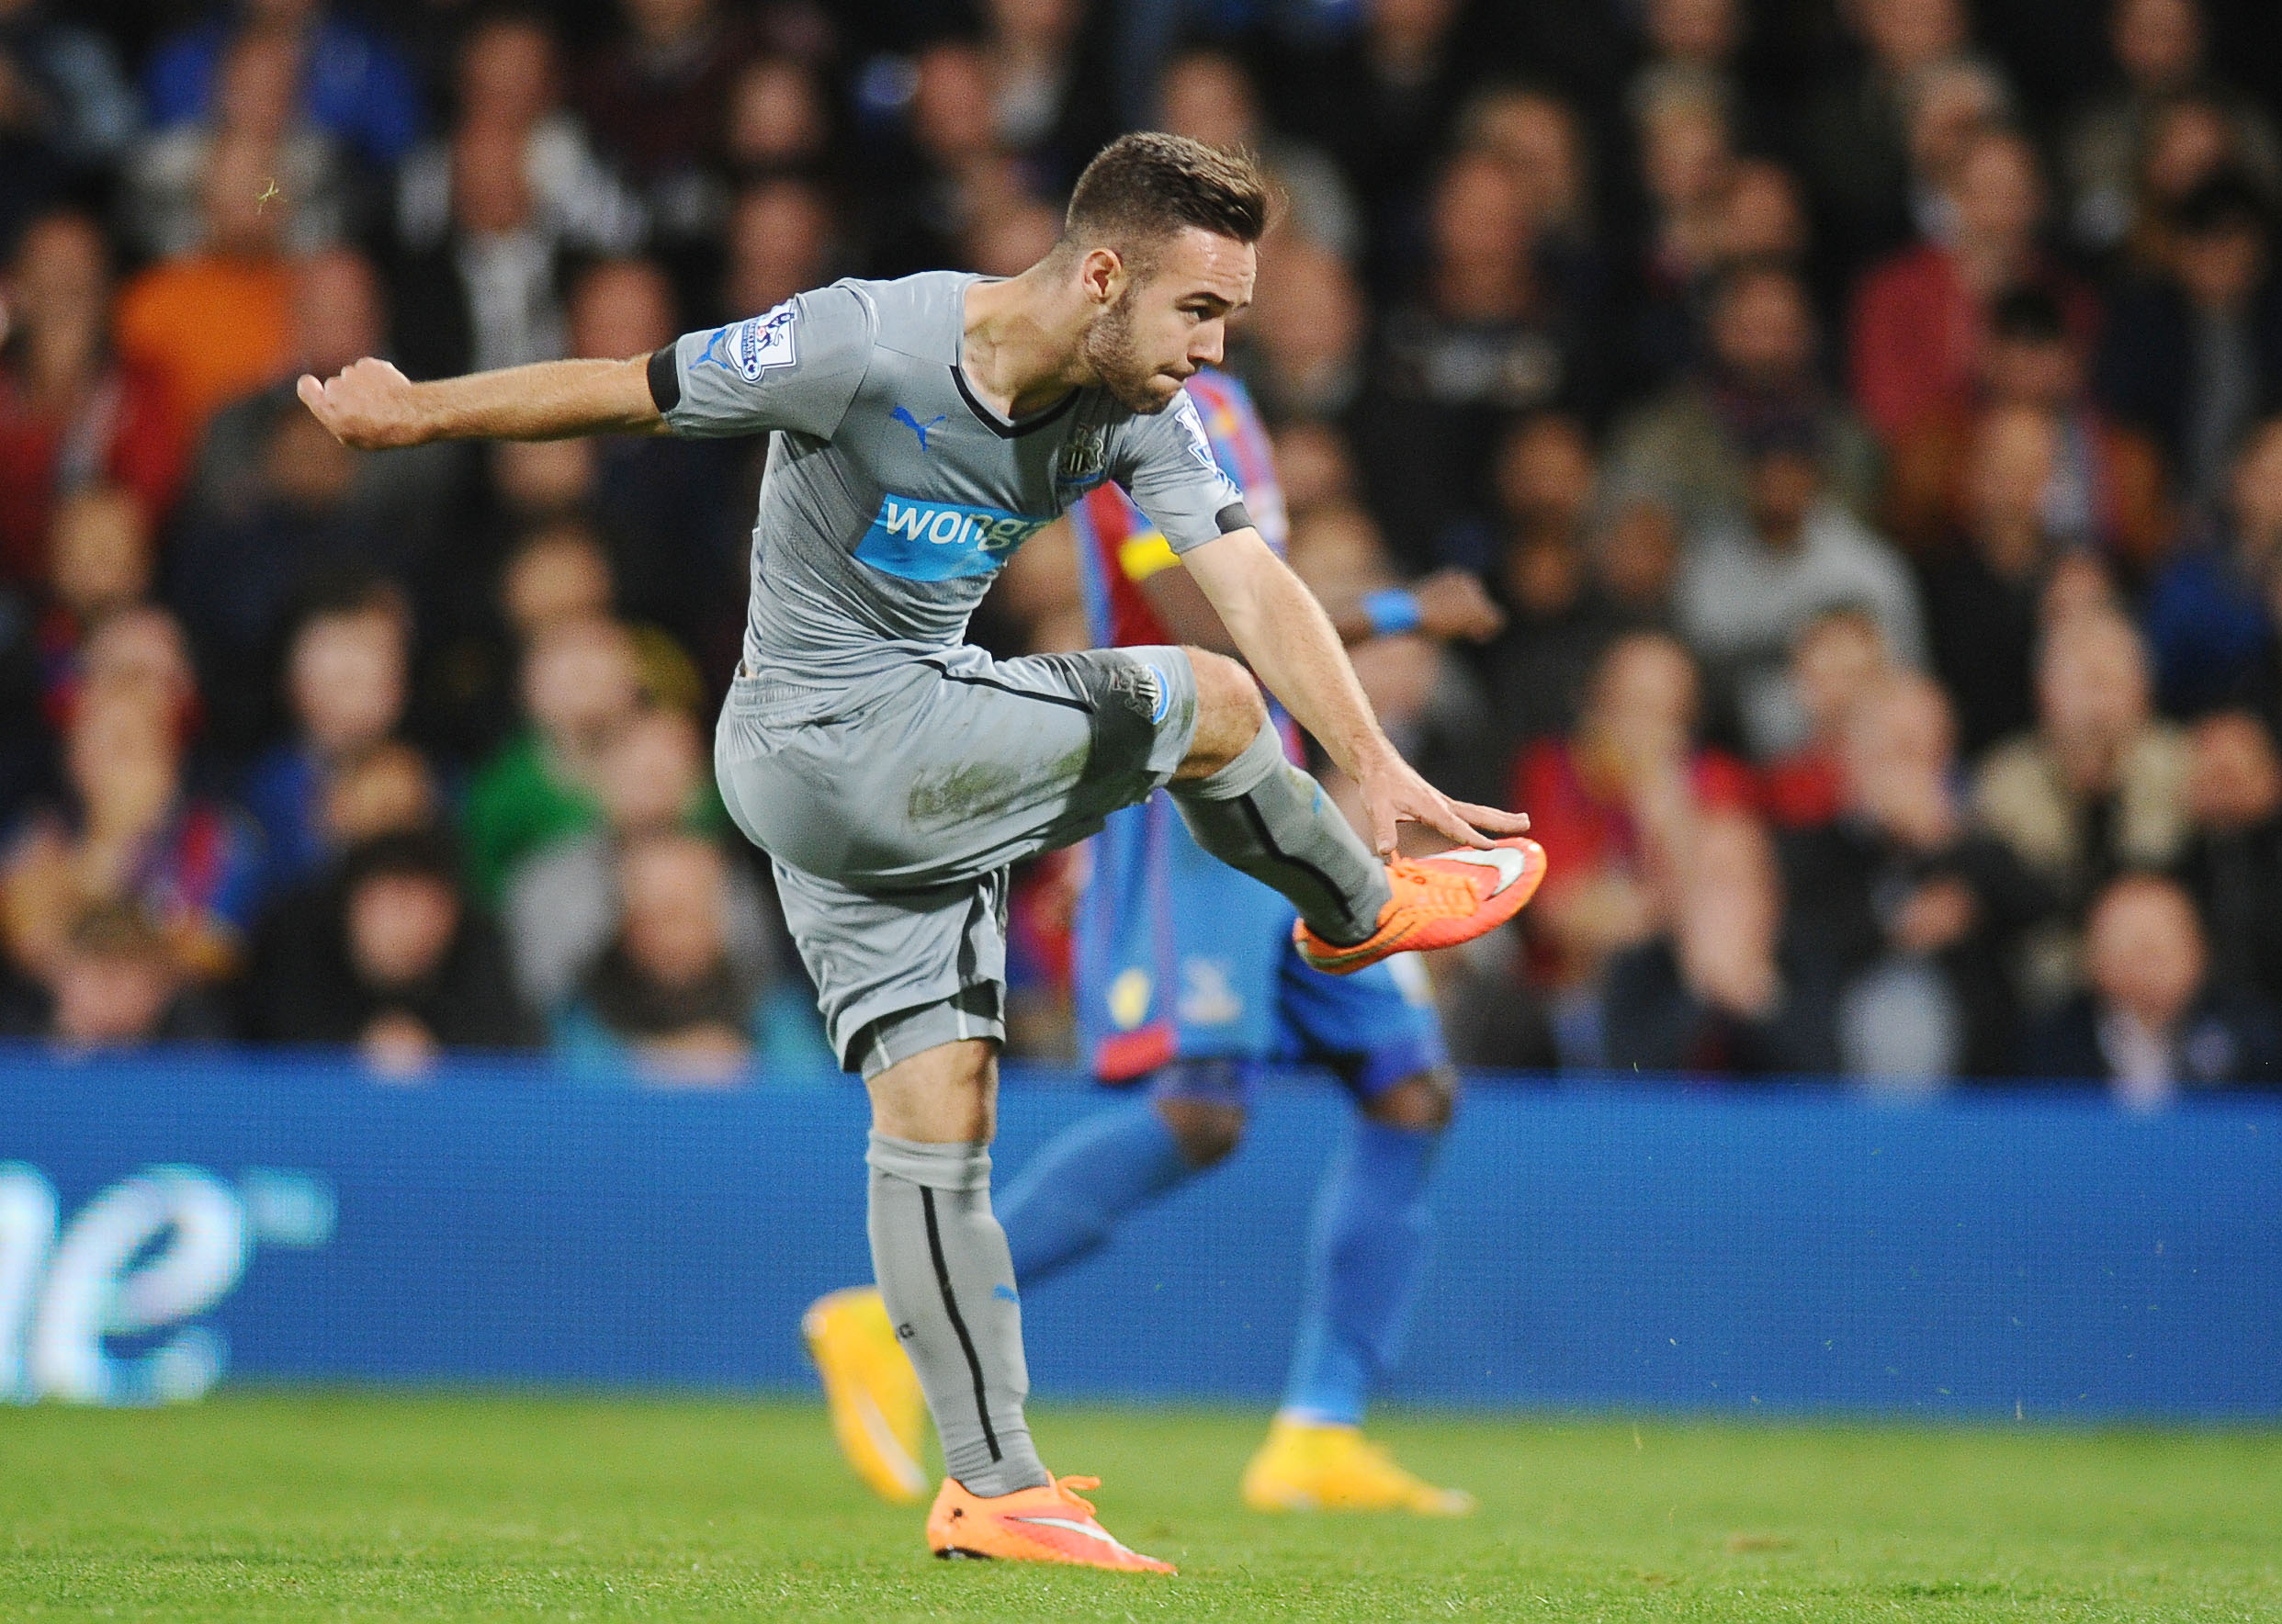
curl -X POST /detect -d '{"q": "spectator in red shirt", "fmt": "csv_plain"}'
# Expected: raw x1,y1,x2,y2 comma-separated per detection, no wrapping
1850,125,2098,447
1760,606,1896,832
0,210,187,590
1509,631,1757,1062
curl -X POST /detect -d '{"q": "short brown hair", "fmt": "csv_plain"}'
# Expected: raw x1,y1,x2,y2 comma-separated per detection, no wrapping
1062,133,1271,269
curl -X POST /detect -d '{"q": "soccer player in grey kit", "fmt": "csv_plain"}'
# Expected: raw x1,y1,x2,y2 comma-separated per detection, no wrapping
299,135,1543,1573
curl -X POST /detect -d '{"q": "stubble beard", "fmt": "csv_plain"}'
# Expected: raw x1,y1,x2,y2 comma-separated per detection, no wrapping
1082,287,1181,414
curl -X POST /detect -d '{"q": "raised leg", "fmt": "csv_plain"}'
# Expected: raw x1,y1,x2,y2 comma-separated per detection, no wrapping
1166,649,1391,946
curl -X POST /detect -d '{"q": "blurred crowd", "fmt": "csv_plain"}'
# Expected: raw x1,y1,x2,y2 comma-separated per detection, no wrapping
6,0,2282,1101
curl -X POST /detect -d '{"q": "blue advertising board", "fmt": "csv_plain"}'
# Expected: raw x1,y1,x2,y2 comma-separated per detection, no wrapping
2,1047,2276,1418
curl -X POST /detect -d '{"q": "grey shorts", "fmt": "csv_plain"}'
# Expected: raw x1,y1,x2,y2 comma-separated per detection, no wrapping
714,643,1200,1074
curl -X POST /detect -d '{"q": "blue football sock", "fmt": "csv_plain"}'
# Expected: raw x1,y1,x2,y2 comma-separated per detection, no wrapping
996,1100,1193,1285
1280,1118,1440,1428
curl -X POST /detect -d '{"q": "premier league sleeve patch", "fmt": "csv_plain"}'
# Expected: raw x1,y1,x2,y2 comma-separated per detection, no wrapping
700,300,799,382
1172,393,1229,483
663,282,871,440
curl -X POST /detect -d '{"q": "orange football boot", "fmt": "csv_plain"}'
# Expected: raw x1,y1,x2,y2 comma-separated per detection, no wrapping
926,1473,1176,1573
1294,836,1547,976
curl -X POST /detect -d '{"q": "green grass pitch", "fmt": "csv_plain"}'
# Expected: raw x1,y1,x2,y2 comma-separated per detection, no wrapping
2,1393,2277,1621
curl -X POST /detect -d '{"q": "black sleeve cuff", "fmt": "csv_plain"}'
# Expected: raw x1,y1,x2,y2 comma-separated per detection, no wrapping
646,345,681,414
1215,500,1253,535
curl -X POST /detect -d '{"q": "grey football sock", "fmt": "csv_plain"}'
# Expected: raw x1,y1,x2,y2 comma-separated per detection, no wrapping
866,1132,1050,1498
1168,724,1392,946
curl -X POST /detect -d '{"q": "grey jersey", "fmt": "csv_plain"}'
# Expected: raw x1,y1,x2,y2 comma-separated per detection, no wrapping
652,271,1250,683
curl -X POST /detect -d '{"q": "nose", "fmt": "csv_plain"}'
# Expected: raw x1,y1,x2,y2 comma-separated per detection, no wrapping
1192,320,1226,367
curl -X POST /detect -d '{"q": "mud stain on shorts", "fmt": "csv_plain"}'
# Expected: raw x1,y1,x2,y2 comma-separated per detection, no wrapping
905,741,1094,828
907,759,1029,826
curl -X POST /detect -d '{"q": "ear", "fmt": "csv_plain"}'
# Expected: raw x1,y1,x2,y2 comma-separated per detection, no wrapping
1078,246,1125,307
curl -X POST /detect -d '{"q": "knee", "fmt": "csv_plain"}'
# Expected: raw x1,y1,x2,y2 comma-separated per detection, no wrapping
1179,648,1269,778
866,1037,999,1143
1362,1066,1457,1133
1154,1098,1248,1168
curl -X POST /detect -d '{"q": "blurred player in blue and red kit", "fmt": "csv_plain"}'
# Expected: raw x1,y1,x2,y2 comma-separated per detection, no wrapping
995,369,1505,1511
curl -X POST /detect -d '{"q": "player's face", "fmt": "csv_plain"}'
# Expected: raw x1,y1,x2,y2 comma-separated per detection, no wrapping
1084,228,1255,412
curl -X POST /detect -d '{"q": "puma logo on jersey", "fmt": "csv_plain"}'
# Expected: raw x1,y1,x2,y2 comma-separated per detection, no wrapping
893,406,947,450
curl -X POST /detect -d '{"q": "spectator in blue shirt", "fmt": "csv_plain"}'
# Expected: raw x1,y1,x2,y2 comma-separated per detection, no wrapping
143,0,420,169
2143,414,2282,716
242,572,411,899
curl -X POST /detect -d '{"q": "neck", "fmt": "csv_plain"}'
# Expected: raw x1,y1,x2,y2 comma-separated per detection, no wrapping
85,788,175,847
1721,365,1805,399
2118,996,2189,1039
638,14,709,57
2054,729,2123,794
647,955,720,994
1978,516,2042,578
962,265,1092,419
26,320,101,400
2191,282,2251,319
1371,28,1440,84
1954,234,2027,298
1434,257,1528,321
996,32,1061,71
1757,513,1808,550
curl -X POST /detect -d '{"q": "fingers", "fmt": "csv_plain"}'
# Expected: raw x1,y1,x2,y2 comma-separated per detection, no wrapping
297,372,353,445
1449,799,1531,835
1440,814,1496,849
1415,794,1494,849
1390,795,1528,851
1368,796,1400,858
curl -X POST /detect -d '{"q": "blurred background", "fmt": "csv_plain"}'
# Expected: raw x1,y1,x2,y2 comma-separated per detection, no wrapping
5,0,2282,1105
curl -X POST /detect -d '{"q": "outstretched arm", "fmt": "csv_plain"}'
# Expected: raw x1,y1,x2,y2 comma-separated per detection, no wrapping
1181,527,1529,855
297,355,662,449
1137,553,1502,650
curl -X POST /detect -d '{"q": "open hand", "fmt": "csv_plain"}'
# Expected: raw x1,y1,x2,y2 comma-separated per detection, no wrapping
1413,569,1505,643
297,357,423,449
1355,747,1530,856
